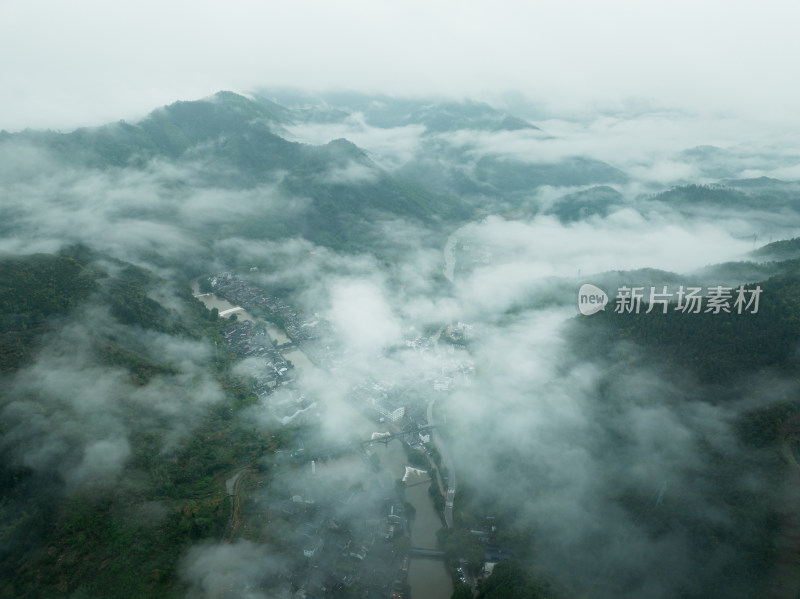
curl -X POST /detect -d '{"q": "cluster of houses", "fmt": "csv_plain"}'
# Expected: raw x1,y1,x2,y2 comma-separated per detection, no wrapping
222,320,292,389
211,271,341,369
432,354,476,393
243,466,411,599
445,321,475,343
210,272,333,344
401,325,476,394
207,275,505,596
222,321,320,424
350,380,407,424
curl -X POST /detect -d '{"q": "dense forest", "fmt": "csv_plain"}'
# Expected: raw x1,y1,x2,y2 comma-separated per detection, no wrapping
0,250,292,598
0,252,96,372
577,275,800,384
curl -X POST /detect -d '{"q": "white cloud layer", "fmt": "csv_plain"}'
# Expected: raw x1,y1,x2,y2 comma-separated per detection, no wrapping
2,0,800,130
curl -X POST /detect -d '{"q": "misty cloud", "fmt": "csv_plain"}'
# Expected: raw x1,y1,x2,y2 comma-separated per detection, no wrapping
0,152,309,271
284,116,426,171
283,108,800,191
5,0,800,133
318,160,380,185
179,540,287,599
2,86,798,598
202,162,798,596
437,304,777,597
439,211,763,321
326,278,402,355
0,300,223,492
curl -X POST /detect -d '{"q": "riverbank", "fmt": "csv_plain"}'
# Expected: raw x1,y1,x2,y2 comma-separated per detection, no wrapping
191,281,258,323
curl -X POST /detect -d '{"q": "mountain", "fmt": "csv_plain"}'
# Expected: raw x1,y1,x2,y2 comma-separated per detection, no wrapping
751,237,800,262
651,182,800,213
0,247,212,375
545,185,624,222
256,90,541,132
474,155,627,196
405,100,540,134
6,90,800,599
0,252,96,372
2,92,471,256
0,91,646,261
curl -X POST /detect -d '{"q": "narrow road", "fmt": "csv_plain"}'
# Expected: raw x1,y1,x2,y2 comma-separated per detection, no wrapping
224,467,253,541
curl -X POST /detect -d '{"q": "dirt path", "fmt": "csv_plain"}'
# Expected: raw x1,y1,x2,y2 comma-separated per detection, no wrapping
224,467,253,542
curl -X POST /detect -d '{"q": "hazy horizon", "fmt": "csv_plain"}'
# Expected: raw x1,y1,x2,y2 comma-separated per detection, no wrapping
2,0,800,132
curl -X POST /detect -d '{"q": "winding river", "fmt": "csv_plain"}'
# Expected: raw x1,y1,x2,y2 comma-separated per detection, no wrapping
369,438,453,599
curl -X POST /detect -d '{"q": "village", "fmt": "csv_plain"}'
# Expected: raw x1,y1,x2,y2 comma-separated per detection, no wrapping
200,272,506,597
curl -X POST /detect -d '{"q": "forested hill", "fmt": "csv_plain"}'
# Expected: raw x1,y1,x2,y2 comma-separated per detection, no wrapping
0,91,643,256
0,248,211,375
575,273,800,385
3,93,470,252
0,250,274,598
0,252,95,372
569,263,800,456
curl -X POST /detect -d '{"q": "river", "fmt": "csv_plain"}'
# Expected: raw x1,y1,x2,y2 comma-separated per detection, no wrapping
405,482,454,599
191,282,258,323
367,436,453,599
192,283,293,345
282,348,319,378
267,325,290,345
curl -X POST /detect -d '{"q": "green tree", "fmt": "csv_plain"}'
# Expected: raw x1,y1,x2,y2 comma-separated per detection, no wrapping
477,560,567,599
440,529,485,575
452,583,473,599
198,277,213,293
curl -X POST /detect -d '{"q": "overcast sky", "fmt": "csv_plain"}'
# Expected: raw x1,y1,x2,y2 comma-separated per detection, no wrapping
1,0,799,131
